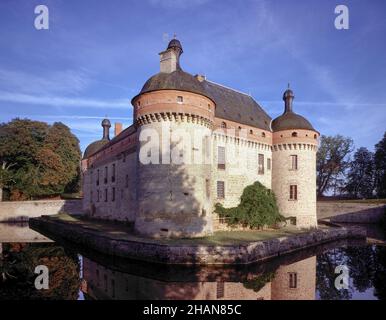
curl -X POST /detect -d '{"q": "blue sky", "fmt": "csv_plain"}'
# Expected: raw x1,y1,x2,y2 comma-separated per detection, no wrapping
1,0,385,153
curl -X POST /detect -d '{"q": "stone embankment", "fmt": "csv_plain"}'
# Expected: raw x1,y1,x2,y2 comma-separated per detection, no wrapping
317,201,386,224
0,199,83,222
30,215,366,265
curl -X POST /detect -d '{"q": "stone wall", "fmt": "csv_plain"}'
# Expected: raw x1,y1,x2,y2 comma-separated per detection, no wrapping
317,201,386,223
0,199,82,222
272,129,319,228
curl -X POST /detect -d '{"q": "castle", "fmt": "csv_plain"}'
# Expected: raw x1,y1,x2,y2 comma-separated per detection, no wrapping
81,38,319,238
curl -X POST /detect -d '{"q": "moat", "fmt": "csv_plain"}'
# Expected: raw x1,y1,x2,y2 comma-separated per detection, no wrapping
1,223,385,300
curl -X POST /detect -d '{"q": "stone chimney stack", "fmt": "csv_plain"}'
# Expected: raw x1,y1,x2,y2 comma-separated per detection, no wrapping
114,123,122,136
159,38,183,73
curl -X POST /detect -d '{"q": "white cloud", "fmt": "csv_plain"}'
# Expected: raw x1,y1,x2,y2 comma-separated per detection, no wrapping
0,91,131,109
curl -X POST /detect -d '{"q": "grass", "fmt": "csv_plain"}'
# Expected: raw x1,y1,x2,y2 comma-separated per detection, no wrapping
45,213,309,246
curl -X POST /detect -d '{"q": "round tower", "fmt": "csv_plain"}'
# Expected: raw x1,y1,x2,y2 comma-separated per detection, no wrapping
271,87,319,228
131,38,216,238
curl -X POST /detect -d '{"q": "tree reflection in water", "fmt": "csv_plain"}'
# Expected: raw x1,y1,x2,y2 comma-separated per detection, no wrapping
316,245,386,300
0,243,80,300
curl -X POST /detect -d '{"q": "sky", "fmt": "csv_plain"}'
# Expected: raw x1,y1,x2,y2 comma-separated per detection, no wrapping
0,0,386,153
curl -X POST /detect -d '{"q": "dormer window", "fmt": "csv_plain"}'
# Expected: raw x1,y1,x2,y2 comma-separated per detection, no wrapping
292,132,298,137
177,96,183,103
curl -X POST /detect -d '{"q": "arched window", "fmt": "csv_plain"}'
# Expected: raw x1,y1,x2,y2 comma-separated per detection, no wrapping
314,134,317,139
249,129,253,134
292,132,298,137
221,122,227,129
261,132,266,138
238,126,242,130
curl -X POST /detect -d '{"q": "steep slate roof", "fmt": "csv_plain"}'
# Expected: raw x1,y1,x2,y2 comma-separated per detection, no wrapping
134,69,211,101
134,71,272,131
271,111,315,131
202,80,272,131
83,139,109,159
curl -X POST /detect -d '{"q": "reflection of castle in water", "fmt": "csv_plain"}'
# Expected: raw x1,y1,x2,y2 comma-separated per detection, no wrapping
81,256,316,300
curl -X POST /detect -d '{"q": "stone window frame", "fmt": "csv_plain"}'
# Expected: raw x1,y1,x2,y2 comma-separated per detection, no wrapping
104,166,108,184
217,146,226,170
216,282,225,299
220,122,227,129
288,272,298,289
217,181,225,199
290,155,298,171
104,188,108,202
111,163,116,183
96,169,100,186
258,153,265,175
289,184,298,201
177,95,183,103
112,187,115,202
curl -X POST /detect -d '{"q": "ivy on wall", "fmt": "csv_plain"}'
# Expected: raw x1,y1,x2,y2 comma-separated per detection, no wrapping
214,181,284,229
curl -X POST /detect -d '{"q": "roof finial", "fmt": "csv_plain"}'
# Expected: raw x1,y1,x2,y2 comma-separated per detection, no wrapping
173,33,177,39
287,82,290,89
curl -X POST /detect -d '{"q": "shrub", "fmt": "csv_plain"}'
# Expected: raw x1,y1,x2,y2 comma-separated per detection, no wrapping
214,181,284,229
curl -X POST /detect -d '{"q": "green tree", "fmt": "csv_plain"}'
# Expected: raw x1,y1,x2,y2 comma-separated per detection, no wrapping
317,135,354,196
0,119,81,200
374,132,386,198
0,161,15,201
215,181,284,229
345,147,375,198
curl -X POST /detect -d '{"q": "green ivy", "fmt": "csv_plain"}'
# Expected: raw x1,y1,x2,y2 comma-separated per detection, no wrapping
214,181,284,229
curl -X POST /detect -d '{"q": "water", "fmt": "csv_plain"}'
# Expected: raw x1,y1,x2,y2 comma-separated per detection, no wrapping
0,223,385,300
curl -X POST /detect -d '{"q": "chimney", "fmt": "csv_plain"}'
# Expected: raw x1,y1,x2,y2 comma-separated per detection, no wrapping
159,38,183,73
114,123,122,137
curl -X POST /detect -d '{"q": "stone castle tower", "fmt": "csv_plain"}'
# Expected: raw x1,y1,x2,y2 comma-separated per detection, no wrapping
81,38,319,238
271,89,319,227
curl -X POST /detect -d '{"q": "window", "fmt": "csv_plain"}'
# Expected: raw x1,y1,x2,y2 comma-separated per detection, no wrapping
90,191,93,204
205,179,210,199
104,166,108,184
125,174,129,188
217,146,225,170
289,272,298,289
104,274,108,292
217,181,225,199
314,134,317,139
249,129,253,134
112,187,115,202
138,101,141,107
112,164,116,182
96,169,100,186
258,154,264,175
291,155,298,170
177,96,183,103
220,122,227,129
97,190,100,202
261,132,266,138
292,132,298,137
111,279,115,298
267,158,271,171
216,282,225,299
96,269,100,286
105,189,108,202
290,185,298,200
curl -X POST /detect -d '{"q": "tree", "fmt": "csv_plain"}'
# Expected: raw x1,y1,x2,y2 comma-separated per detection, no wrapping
374,132,386,198
0,161,15,201
317,135,354,196
0,119,81,200
345,147,375,198
215,181,284,229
